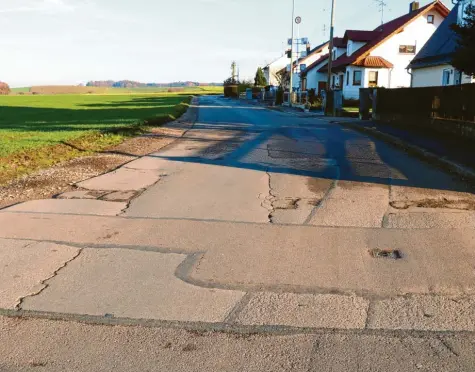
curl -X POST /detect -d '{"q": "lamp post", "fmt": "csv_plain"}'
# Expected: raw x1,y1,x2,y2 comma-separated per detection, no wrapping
289,0,295,105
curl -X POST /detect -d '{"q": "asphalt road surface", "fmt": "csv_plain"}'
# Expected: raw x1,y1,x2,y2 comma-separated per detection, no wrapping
1,96,475,371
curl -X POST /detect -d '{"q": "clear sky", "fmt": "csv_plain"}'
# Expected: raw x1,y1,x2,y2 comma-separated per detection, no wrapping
1,0,453,87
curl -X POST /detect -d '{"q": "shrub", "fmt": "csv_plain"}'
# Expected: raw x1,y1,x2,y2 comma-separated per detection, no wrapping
224,85,239,98
0,82,11,95
275,88,284,105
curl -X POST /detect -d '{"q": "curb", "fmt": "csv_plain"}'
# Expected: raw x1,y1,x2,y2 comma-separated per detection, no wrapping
335,120,475,185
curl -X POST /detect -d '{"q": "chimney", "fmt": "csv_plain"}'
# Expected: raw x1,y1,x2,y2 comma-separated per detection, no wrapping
306,43,311,55
409,1,420,13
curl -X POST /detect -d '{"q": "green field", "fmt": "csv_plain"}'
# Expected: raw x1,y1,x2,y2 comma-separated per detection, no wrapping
9,86,223,95
10,87,31,93
0,93,195,183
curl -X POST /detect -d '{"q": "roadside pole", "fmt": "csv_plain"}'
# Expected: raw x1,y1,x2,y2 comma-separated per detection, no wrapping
326,0,336,91
289,0,295,106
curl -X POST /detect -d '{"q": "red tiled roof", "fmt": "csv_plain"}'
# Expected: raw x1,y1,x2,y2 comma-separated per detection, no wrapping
353,56,394,68
300,53,329,76
331,0,449,72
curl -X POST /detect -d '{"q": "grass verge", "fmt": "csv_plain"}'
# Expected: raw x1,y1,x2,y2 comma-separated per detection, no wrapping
0,95,193,184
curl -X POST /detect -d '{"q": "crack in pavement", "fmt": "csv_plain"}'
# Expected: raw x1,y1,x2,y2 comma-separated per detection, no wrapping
15,248,83,311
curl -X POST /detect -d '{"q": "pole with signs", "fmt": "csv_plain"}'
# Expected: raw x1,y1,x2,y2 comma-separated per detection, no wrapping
289,0,295,105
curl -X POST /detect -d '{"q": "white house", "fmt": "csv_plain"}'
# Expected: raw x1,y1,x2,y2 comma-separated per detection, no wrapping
306,1,449,99
263,54,289,86
300,37,346,93
290,41,329,90
409,0,475,87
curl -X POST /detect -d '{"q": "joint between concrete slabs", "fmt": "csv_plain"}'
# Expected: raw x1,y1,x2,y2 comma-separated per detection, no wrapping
3,308,475,337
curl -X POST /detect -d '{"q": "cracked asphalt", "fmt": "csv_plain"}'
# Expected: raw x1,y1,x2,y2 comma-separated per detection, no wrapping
1,96,475,371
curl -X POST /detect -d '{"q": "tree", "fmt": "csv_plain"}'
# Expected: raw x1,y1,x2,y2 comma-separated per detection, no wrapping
254,67,267,87
0,82,11,95
451,4,475,77
273,70,290,89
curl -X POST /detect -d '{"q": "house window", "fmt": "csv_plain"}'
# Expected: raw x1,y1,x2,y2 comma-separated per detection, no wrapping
442,69,452,86
399,45,416,54
353,71,362,86
427,15,434,24
368,71,379,87
346,71,350,86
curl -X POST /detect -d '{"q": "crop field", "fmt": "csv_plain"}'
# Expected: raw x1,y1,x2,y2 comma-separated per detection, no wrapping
11,85,223,95
0,93,195,183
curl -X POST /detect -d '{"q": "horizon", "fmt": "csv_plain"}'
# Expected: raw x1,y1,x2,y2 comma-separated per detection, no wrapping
1,0,453,87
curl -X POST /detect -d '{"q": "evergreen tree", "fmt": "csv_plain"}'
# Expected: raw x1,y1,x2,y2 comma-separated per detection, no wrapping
451,4,475,77
254,67,268,87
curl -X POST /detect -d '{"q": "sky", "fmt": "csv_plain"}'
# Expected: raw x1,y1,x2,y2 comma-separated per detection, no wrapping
0,0,454,87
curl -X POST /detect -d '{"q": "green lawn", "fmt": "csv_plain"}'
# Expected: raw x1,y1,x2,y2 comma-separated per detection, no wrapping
0,93,192,183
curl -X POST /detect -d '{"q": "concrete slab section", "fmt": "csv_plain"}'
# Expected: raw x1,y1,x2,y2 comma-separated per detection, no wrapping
77,168,161,191
310,333,475,372
386,211,475,229
0,240,79,309
1,199,126,216
0,316,316,372
125,162,270,222
368,295,475,331
309,181,389,227
123,156,171,170
23,249,245,322
2,214,475,297
235,292,369,329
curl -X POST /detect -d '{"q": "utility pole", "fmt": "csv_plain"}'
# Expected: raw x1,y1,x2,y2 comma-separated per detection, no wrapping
289,0,295,105
326,0,336,91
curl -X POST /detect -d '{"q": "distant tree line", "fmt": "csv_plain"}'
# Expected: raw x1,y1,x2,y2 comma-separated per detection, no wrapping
0,82,10,95
86,80,223,88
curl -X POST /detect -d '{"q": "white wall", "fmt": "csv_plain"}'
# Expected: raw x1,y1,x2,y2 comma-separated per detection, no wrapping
347,41,366,56
370,11,444,88
264,55,288,86
412,64,475,87
305,65,327,90
292,46,329,89
412,64,453,87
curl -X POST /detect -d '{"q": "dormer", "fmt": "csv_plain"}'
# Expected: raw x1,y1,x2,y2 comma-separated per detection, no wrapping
343,30,378,56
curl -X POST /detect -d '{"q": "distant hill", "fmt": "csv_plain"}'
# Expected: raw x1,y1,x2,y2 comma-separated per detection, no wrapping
86,80,223,88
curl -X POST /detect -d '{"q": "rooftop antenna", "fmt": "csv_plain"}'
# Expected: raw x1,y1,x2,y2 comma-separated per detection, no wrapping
374,0,388,25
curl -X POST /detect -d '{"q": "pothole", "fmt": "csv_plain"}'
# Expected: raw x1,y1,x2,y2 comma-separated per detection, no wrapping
369,249,403,260
272,198,300,210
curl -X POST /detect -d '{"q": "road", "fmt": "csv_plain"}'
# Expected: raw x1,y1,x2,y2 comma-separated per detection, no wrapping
1,96,475,371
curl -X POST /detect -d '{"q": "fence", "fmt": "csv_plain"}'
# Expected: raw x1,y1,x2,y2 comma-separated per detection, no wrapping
374,84,475,122
364,84,475,140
